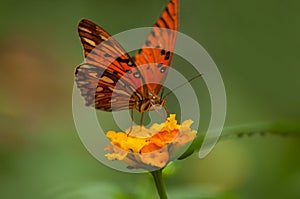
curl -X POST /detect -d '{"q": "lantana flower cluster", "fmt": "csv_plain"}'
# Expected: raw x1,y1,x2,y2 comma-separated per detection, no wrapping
105,114,197,170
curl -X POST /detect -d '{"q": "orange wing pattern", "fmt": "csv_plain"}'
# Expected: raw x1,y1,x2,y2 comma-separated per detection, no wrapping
134,0,179,95
75,0,179,111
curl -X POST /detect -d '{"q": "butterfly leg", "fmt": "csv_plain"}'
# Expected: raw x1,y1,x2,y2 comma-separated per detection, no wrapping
163,105,170,119
127,109,134,135
139,112,144,127
130,108,134,121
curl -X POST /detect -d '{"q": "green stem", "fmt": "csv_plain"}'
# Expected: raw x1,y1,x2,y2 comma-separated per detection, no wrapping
151,169,168,199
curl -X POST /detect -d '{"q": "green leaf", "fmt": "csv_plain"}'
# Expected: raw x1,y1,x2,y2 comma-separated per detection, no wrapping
179,120,300,160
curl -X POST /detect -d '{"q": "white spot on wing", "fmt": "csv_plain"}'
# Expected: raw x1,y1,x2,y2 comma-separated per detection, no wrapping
89,72,98,78
79,27,92,34
83,37,97,46
96,87,103,92
100,76,114,84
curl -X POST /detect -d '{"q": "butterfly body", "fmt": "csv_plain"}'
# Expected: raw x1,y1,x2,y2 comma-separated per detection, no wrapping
75,0,178,113
134,92,166,113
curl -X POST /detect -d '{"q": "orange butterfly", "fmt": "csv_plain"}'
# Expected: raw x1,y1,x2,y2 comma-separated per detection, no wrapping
75,0,178,113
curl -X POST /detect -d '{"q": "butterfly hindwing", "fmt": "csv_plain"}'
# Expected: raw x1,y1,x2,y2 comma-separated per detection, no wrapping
76,63,140,111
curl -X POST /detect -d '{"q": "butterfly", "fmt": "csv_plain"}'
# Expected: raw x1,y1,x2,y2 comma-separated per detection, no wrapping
75,0,178,114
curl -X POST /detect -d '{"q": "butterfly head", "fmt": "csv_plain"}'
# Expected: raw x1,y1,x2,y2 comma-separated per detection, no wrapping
136,92,166,112
150,93,166,107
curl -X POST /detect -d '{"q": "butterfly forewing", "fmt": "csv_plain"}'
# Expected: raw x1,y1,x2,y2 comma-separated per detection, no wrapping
78,20,142,86
76,20,148,110
133,0,178,94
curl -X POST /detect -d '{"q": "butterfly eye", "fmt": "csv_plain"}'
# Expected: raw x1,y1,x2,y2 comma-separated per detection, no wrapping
160,67,167,73
134,72,141,78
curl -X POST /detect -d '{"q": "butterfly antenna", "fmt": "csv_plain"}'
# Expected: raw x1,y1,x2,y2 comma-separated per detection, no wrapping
163,73,203,98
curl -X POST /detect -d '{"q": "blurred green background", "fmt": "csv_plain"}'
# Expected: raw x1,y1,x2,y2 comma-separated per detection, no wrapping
0,0,299,198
